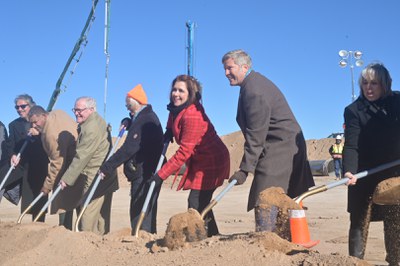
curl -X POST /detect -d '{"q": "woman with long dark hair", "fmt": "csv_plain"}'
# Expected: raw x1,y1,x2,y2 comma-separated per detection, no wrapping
150,75,230,237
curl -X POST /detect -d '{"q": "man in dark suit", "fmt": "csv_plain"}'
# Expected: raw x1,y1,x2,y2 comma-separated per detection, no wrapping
0,94,48,221
221,49,315,228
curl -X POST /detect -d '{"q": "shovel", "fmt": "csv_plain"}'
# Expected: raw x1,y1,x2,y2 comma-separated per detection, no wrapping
163,179,237,250
133,140,170,237
200,179,237,219
74,126,126,232
0,135,31,191
17,192,44,224
33,185,62,222
294,158,400,204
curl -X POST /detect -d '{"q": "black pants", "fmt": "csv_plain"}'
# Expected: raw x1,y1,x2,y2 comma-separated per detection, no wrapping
188,189,219,237
130,178,161,234
349,203,400,265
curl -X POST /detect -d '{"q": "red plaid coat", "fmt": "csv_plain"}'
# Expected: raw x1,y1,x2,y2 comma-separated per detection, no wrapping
157,103,230,190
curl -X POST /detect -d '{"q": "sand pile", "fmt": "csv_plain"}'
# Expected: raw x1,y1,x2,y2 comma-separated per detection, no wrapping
0,135,376,265
163,208,207,250
373,176,400,205
0,222,369,266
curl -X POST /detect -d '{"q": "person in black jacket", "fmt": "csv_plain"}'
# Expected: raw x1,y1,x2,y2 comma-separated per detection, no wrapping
99,84,163,234
0,121,7,166
0,94,48,221
343,63,400,265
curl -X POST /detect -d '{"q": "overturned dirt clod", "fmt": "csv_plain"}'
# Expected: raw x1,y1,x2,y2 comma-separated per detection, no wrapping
163,208,207,250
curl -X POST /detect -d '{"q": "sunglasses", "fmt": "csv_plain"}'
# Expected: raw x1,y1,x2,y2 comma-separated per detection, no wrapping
15,104,29,110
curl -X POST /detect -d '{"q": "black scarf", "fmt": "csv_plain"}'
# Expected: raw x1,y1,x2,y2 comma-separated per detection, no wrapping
167,102,190,118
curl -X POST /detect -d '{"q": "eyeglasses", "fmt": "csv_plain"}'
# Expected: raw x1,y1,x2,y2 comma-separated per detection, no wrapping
72,107,88,114
15,104,29,110
125,103,132,108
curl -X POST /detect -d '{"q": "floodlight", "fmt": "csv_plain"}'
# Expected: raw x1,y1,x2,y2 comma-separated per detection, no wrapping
354,51,363,59
355,59,364,67
339,50,349,58
339,60,348,68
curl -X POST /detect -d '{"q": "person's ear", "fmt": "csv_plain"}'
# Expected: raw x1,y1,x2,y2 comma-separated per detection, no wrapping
241,64,250,73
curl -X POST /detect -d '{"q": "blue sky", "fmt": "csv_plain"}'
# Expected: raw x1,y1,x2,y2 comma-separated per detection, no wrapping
1,0,399,140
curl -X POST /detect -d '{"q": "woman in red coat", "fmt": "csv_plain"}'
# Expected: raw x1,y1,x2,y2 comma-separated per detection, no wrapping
150,74,230,236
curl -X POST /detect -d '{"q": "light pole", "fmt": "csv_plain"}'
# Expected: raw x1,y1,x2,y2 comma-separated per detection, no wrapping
338,50,364,102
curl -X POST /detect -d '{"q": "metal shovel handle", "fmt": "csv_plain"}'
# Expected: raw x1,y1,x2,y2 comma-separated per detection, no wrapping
133,140,170,237
294,158,400,204
133,181,156,237
0,136,31,191
74,173,102,231
17,192,44,224
200,179,237,220
33,185,62,222
74,127,126,232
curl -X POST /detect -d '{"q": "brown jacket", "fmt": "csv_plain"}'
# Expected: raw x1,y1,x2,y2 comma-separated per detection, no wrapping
40,110,84,214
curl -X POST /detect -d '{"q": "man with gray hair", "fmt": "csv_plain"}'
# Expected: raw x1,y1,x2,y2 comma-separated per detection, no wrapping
60,96,118,235
0,94,48,222
222,49,315,234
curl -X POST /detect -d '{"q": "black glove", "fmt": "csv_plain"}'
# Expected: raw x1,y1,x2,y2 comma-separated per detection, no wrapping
120,117,132,130
149,173,163,187
163,128,174,143
229,170,248,185
99,164,111,177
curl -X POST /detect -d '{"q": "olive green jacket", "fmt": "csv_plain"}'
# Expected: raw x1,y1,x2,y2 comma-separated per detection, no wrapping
61,112,118,200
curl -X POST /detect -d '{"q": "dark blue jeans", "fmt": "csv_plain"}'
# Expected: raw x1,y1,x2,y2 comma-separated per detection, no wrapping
334,158,342,178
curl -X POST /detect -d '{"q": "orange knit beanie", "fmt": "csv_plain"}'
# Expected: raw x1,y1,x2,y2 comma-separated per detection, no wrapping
127,84,148,104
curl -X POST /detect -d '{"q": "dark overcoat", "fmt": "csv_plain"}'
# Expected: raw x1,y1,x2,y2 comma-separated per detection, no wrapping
343,92,400,215
100,105,163,182
0,117,48,213
100,105,163,233
0,121,7,165
237,71,314,211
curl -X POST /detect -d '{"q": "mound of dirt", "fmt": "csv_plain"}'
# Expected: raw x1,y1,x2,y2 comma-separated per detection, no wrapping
0,134,375,265
163,208,207,250
306,138,335,161
0,222,369,266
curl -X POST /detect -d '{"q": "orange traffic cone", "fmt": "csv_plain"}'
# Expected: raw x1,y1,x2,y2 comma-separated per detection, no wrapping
289,209,319,248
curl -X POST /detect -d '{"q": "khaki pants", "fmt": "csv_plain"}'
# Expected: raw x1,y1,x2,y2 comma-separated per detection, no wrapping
79,192,113,235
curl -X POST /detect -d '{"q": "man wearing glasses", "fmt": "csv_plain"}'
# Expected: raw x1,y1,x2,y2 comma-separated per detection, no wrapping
59,96,118,235
0,94,48,221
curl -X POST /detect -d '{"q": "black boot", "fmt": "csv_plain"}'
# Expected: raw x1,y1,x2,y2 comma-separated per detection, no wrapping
349,228,365,259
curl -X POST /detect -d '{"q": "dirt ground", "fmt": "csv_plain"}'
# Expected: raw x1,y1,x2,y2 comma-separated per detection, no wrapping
0,133,389,265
